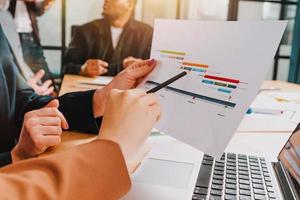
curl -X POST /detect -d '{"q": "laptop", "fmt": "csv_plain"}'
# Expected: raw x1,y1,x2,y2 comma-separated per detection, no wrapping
123,125,300,200
122,136,204,200
192,124,300,200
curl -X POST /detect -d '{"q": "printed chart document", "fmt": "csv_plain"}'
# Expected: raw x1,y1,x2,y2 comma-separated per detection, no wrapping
139,19,287,157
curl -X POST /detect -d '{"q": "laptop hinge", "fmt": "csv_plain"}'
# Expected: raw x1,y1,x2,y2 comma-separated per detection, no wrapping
273,161,300,200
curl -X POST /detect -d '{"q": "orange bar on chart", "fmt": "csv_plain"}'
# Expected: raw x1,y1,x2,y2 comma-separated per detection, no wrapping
182,62,209,68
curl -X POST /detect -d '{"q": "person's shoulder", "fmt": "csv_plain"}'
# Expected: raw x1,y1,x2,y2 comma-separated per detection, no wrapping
131,20,153,32
77,19,104,31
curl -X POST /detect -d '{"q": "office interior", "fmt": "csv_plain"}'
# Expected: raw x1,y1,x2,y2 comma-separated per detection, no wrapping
40,0,299,84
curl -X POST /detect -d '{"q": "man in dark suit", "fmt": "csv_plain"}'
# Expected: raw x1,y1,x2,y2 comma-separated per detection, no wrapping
63,0,153,77
0,22,156,167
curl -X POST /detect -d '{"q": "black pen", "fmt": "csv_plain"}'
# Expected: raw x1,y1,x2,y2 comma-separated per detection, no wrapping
146,71,187,93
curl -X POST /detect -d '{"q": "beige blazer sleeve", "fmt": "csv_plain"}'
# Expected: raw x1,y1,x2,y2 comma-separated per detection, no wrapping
0,140,131,200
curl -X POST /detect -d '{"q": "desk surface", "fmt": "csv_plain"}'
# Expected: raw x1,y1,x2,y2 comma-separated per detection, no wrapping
50,75,299,161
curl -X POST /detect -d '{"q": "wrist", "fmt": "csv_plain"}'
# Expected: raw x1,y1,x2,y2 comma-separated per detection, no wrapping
11,145,23,163
93,87,109,118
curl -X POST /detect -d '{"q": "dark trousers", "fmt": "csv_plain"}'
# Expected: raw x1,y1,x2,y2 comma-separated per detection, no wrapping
19,32,53,82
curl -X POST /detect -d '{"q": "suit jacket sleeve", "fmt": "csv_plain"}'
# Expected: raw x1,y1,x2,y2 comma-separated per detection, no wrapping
0,140,131,200
63,27,89,75
15,72,101,134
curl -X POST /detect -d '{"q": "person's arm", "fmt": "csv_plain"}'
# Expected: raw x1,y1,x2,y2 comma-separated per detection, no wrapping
63,27,89,75
0,140,131,200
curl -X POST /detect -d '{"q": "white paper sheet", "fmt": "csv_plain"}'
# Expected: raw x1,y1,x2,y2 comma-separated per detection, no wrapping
139,19,286,157
77,76,114,86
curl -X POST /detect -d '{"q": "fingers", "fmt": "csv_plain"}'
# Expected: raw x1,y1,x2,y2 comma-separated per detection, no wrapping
126,59,156,79
149,103,162,122
141,93,159,106
42,86,55,96
29,105,69,130
32,69,45,83
45,99,59,108
37,135,61,147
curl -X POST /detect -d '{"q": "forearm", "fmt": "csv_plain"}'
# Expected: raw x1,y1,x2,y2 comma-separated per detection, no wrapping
0,140,131,200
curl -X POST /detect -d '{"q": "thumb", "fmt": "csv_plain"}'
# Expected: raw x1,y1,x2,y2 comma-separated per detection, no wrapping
45,99,59,108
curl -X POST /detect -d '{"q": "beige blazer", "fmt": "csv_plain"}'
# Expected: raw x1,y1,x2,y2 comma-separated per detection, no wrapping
0,140,131,200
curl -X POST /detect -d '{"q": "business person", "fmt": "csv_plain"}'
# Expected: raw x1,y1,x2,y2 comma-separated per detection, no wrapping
0,88,161,200
63,0,153,77
0,22,156,167
0,10,54,95
9,0,54,82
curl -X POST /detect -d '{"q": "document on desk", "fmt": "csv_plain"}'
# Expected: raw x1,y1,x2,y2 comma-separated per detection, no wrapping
77,76,114,86
138,19,287,157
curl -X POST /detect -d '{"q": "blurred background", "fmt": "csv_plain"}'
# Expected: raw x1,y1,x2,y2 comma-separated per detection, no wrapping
38,0,299,82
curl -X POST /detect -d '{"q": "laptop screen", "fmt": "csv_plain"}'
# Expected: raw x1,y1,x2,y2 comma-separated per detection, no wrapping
278,125,300,185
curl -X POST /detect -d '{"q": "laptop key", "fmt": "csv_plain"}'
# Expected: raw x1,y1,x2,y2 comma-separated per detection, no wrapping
226,179,237,184
225,183,236,189
213,175,224,180
240,189,251,196
225,194,237,200
268,192,276,199
196,164,212,188
192,194,206,200
252,183,264,190
209,195,222,200
239,170,249,175
266,186,274,193
226,174,236,179
265,181,273,187
252,179,263,184
211,184,223,191
227,170,237,175
254,194,267,200
239,179,250,185
194,187,208,195
239,175,250,180
239,195,251,200
210,189,222,196
253,189,266,195
251,174,262,180
225,189,237,195
239,184,251,190
214,171,224,176
212,179,223,185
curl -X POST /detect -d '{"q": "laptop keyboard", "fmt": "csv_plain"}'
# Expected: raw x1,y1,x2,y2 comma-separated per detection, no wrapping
192,153,277,200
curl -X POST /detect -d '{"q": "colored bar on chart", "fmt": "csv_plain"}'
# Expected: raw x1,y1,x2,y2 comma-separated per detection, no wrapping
218,88,232,94
183,67,193,71
202,79,214,85
204,75,240,84
192,68,206,73
182,62,209,68
227,84,237,89
160,50,186,56
214,82,227,87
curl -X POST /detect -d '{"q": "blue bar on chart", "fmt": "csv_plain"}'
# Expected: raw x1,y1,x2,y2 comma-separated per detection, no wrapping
218,88,232,94
192,68,206,73
202,79,214,85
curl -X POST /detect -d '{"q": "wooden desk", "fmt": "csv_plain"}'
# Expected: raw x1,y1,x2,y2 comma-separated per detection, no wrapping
59,75,104,96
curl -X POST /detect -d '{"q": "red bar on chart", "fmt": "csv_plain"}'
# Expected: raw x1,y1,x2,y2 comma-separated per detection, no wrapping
204,75,240,84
